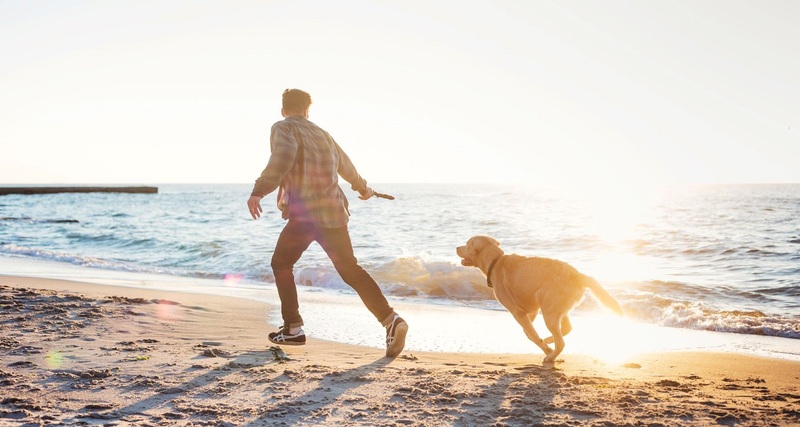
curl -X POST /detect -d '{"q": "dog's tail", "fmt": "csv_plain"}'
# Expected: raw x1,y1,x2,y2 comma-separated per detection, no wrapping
583,275,624,316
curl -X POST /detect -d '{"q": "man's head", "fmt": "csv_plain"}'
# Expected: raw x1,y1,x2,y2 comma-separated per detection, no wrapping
282,89,312,117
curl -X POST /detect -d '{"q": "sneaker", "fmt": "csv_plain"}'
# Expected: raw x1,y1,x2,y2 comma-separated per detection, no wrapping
268,325,306,346
385,315,408,357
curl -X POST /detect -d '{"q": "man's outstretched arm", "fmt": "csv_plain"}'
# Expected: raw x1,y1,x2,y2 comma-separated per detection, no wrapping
248,122,298,219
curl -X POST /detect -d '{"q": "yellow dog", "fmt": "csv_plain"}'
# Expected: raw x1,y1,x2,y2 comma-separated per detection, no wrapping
457,236,623,363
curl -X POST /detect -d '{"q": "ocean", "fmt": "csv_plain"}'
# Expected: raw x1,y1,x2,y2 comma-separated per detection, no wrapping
1,183,798,360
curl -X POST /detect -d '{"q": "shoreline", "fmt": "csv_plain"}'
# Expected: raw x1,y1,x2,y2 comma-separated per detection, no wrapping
2,274,799,426
2,254,798,362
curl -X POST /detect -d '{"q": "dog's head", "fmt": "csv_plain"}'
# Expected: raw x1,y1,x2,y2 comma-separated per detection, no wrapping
456,235,501,267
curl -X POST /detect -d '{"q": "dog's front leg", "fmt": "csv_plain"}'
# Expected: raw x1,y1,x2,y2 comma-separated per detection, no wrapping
511,312,553,356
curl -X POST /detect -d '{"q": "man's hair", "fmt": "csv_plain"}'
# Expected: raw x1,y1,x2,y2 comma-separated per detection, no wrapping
282,89,312,112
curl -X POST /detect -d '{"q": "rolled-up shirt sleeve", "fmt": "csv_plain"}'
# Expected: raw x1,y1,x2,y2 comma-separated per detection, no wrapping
250,122,298,198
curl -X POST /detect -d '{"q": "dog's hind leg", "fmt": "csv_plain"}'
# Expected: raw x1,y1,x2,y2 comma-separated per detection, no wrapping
542,312,566,363
561,315,572,336
543,316,572,344
511,311,553,357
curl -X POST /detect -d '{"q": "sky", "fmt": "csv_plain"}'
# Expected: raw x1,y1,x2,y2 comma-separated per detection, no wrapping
1,0,798,189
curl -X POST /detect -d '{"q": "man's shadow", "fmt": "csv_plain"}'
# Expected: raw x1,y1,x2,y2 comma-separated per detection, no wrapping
241,358,562,426
62,350,562,426
240,355,395,426
57,349,309,425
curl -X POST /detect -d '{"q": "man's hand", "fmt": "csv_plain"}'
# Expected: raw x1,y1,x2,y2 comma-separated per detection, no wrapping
358,186,375,200
247,196,263,219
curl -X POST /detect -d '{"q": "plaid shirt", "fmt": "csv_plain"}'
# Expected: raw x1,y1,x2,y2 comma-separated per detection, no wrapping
250,116,368,228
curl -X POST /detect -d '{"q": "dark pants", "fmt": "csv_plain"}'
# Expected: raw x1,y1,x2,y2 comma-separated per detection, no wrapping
270,219,395,329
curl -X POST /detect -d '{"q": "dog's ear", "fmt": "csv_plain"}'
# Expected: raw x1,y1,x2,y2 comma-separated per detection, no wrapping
471,235,500,251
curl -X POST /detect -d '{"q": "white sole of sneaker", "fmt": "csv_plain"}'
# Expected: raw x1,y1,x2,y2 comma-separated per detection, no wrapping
268,338,306,346
385,322,408,357
269,341,305,346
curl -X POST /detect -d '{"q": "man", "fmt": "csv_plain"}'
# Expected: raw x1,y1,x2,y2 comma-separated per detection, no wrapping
247,89,408,358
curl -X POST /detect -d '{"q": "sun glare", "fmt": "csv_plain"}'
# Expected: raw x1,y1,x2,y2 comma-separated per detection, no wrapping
582,184,656,242
584,252,657,284
563,182,662,283
568,313,724,365
571,314,643,364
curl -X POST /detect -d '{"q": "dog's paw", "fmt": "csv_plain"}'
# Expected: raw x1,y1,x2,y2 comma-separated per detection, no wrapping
542,356,563,365
543,336,554,344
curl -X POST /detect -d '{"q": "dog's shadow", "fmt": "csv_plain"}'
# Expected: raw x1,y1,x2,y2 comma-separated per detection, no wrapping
479,361,564,424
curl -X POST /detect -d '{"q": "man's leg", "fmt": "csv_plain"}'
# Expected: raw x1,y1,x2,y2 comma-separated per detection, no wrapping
271,220,315,328
316,225,395,324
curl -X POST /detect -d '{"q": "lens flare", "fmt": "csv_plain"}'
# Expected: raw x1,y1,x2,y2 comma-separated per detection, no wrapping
45,350,65,368
155,299,184,322
223,273,245,286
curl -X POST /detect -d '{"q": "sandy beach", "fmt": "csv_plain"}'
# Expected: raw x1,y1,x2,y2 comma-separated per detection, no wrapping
1,275,798,426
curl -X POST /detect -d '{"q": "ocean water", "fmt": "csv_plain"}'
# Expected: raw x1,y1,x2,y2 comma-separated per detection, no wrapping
1,183,798,358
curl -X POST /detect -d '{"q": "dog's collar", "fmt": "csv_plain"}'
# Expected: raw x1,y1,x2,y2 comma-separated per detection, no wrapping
486,255,502,288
